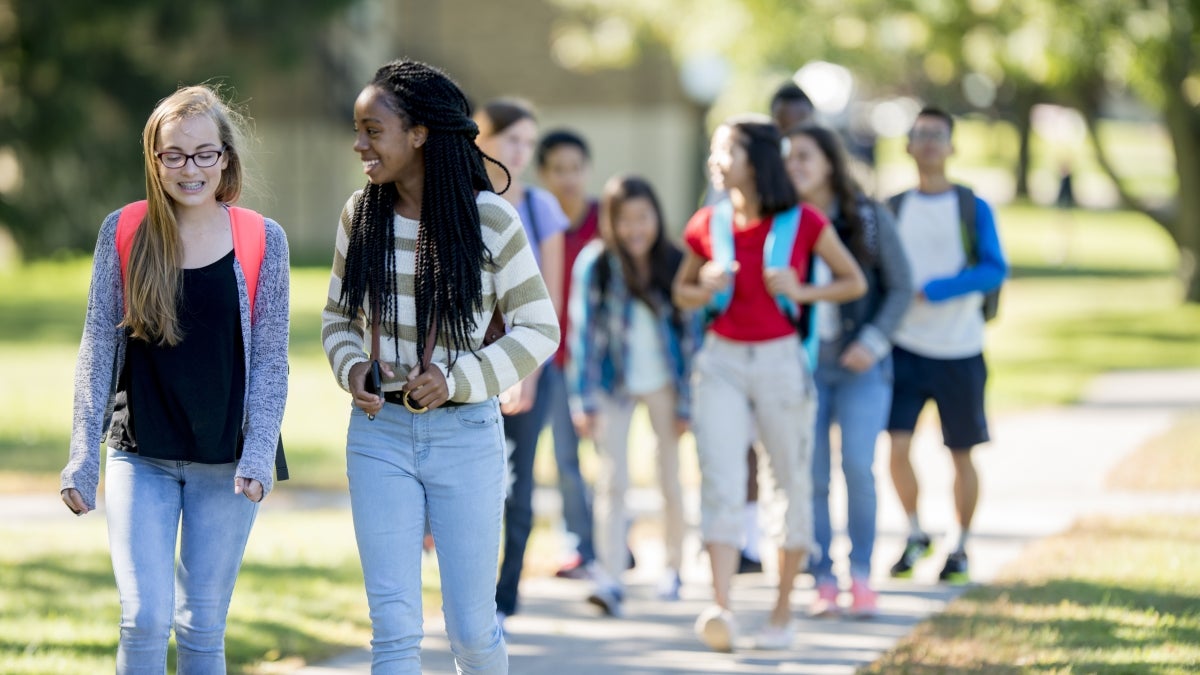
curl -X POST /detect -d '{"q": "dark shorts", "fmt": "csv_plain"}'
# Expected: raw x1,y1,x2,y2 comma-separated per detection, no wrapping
887,345,990,450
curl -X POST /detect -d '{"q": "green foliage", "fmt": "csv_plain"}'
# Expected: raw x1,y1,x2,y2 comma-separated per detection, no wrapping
0,0,357,254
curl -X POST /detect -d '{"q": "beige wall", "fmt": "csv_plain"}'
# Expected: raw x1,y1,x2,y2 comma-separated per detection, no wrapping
245,0,704,259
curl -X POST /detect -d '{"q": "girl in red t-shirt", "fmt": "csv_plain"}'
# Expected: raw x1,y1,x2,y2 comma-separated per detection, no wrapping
672,115,865,651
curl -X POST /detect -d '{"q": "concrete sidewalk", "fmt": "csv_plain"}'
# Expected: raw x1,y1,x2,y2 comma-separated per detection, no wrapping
292,370,1200,674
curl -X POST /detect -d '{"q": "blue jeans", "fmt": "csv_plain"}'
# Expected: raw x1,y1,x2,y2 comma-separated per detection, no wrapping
811,350,893,581
495,369,552,617
105,449,259,675
347,399,508,675
540,361,595,564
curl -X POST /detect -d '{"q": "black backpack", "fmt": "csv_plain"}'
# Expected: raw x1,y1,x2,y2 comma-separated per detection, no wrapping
887,185,1001,321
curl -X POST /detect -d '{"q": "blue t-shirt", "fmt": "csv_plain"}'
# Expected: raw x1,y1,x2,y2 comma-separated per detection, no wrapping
516,186,569,269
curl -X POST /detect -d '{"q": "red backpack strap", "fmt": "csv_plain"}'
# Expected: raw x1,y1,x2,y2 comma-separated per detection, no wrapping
115,201,149,310
228,206,267,317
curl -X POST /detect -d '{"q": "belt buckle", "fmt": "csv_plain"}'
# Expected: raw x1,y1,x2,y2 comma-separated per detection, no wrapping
402,390,429,414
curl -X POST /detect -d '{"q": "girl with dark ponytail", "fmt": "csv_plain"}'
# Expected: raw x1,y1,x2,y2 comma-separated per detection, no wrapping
321,60,559,673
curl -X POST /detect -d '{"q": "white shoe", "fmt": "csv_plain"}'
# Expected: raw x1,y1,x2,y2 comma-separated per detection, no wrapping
753,620,795,650
694,605,736,652
586,583,624,617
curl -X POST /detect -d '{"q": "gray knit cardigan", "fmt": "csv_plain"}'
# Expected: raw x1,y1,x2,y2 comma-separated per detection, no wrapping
61,206,291,509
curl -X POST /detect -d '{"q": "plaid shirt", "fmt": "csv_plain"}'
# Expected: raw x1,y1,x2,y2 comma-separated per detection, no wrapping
567,241,701,420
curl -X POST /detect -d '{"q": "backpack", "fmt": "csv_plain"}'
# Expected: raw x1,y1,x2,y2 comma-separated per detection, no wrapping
707,200,820,367
887,185,1000,321
115,200,289,481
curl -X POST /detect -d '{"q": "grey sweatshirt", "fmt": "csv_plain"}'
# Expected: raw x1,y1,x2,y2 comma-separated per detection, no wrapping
61,206,291,509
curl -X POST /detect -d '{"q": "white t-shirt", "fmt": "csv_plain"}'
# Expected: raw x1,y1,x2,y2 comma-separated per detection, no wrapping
624,300,671,395
892,190,985,359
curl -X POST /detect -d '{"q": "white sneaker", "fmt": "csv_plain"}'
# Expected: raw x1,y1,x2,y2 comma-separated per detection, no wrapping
694,605,736,652
753,620,795,650
586,583,624,617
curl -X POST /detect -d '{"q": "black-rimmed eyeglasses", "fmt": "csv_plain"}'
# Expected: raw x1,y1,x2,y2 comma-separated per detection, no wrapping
155,146,227,169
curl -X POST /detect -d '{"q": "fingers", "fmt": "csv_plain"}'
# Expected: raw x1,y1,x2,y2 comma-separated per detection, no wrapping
403,367,449,409
235,478,264,503
61,488,88,516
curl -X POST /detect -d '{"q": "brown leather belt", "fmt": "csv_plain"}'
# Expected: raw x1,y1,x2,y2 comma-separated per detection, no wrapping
382,390,465,409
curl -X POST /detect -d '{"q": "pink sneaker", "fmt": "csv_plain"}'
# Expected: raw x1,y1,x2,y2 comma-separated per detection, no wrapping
849,578,877,618
809,580,840,617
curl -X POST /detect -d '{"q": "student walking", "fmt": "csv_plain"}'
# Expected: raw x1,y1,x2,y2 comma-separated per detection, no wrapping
568,175,701,616
473,99,572,631
322,61,558,673
784,124,913,617
673,115,866,651
536,129,601,578
885,107,1008,585
61,85,290,673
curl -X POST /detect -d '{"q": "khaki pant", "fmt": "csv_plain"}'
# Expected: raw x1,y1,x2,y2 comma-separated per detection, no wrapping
593,385,685,583
691,333,816,552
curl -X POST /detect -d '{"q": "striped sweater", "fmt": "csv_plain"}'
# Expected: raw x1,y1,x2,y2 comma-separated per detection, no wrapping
321,190,559,401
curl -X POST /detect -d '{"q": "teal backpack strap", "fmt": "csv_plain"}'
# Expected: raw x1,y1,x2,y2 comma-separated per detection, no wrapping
763,206,801,320
707,200,736,315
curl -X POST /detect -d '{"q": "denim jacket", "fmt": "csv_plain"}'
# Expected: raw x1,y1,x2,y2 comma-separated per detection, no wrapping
567,241,702,420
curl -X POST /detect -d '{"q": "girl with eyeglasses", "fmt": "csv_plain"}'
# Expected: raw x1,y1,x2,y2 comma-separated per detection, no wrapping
61,85,291,673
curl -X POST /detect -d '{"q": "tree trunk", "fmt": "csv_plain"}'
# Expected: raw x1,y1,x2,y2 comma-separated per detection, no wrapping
1012,91,1035,199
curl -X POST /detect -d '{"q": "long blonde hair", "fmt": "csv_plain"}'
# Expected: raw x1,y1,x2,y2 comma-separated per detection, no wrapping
123,85,246,345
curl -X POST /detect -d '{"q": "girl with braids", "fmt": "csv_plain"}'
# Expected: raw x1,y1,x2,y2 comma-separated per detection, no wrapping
472,99,572,628
568,175,701,617
321,61,558,673
61,85,291,672
672,115,865,652
784,124,912,618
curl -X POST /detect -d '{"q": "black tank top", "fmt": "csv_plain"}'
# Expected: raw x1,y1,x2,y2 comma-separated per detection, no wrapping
109,249,246,463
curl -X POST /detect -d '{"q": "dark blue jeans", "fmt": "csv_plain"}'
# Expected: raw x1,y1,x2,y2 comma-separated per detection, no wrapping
495,369,553,616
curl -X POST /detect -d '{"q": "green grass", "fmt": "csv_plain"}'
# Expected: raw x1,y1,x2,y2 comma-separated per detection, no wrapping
0,510,376,674
860,515,1200,674
1107,411,1200,492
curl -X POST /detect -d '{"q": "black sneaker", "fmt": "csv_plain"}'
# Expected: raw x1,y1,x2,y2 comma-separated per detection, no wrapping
938,550,969,584
736,552,763,574
889,534,932,578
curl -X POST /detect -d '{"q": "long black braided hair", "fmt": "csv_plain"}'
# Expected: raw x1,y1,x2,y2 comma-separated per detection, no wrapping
339,60,511,368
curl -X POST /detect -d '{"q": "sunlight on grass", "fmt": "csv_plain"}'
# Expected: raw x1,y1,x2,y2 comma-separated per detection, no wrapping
1106,411,1200,492
0,510,375,674
863,516,1200,674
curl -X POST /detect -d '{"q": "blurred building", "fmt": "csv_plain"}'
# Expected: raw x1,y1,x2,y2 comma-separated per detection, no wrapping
244,0,703,261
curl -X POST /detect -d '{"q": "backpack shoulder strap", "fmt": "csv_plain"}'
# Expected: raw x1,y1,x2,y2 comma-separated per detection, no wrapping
228,206,267,316
115,201,149,311
708,200,735,315
954,184,978,265
763,205,801,320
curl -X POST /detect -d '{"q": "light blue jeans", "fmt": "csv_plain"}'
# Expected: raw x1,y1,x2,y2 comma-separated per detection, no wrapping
811,349,893,582
347,398,508,674
105,448,259,675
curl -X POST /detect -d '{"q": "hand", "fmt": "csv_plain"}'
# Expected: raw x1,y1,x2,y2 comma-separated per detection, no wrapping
500,368,540,416
763,267,804,301
402,365,450,410
698,260,734,293
839,341,877,373
234,477,264,503
350,360,393,417
572,411,596,439
61,488,89,516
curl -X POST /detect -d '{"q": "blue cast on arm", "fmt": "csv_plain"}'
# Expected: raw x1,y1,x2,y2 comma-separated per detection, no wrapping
923,197,1008,301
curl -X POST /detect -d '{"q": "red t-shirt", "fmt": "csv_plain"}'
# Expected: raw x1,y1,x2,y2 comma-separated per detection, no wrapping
683,203,828,342
556,200,600,366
